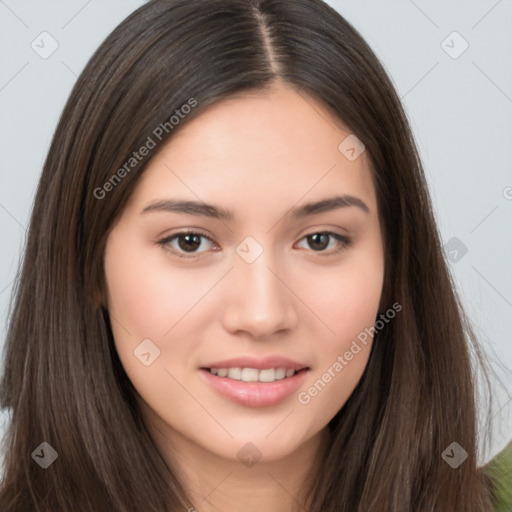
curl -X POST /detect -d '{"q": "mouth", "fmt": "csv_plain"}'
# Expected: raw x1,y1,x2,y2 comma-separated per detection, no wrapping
198,359,310,407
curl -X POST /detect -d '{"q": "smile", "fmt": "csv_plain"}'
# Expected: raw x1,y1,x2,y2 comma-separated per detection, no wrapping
199,367,310,407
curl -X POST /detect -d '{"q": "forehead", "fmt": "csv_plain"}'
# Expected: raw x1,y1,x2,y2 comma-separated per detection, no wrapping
126,83,378,218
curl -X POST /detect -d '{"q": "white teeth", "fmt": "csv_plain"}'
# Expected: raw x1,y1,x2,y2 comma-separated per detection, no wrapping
227,367,242,380
241,368,259,382
208,366,300,382
275,367,286,380
258,368,275,382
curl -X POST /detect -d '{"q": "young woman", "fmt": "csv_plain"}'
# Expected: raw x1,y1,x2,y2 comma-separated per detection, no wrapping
0,0,508,510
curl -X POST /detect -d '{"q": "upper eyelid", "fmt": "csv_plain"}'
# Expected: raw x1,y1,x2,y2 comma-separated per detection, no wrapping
160,229,347,241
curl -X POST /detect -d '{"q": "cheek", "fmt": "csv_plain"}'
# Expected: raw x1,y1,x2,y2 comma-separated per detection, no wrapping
103,231,202,381
304,249,384,345
296,246,383,417
103,235,209,415
104,231,211,342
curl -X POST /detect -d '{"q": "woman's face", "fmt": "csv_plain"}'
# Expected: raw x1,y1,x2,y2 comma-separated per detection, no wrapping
103,82,384,464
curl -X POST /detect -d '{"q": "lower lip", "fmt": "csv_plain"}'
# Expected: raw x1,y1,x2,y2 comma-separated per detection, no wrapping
199,368,309,407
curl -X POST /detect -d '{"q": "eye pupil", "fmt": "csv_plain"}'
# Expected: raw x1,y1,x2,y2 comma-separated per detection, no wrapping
308,232,329,251
178,234,201,252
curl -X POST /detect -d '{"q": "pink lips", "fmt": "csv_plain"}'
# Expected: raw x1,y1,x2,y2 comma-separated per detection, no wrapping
199,355,310,408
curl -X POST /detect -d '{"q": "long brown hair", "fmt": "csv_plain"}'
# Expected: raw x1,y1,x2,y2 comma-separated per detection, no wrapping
0,0,499,510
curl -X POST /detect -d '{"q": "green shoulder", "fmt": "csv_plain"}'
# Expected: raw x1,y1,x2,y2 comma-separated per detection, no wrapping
483,440,512,512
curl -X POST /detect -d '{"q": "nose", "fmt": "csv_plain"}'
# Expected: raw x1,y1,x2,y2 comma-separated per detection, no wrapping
221,253,298,339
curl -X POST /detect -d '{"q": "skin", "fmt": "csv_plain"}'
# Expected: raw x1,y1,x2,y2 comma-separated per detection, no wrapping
103,81,385,512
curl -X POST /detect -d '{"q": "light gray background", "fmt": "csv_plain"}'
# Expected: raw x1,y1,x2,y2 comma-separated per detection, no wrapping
0,0,511,465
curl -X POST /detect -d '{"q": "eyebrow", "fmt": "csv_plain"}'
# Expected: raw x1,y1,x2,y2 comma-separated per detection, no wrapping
140,194,370,220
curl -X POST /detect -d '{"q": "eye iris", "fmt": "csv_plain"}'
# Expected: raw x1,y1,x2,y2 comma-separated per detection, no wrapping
178,234,202,252
308,233,329,251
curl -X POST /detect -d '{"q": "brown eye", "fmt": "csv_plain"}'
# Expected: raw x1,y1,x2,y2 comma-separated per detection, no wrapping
158,231,216,258
296,231,350,254
307,233,330,251
176,233,202,252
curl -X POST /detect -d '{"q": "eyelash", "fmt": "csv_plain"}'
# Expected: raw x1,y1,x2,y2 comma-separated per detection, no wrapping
156,230,351,260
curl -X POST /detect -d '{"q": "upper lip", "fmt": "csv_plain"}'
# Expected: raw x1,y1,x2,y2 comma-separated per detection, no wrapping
201,355,309,371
